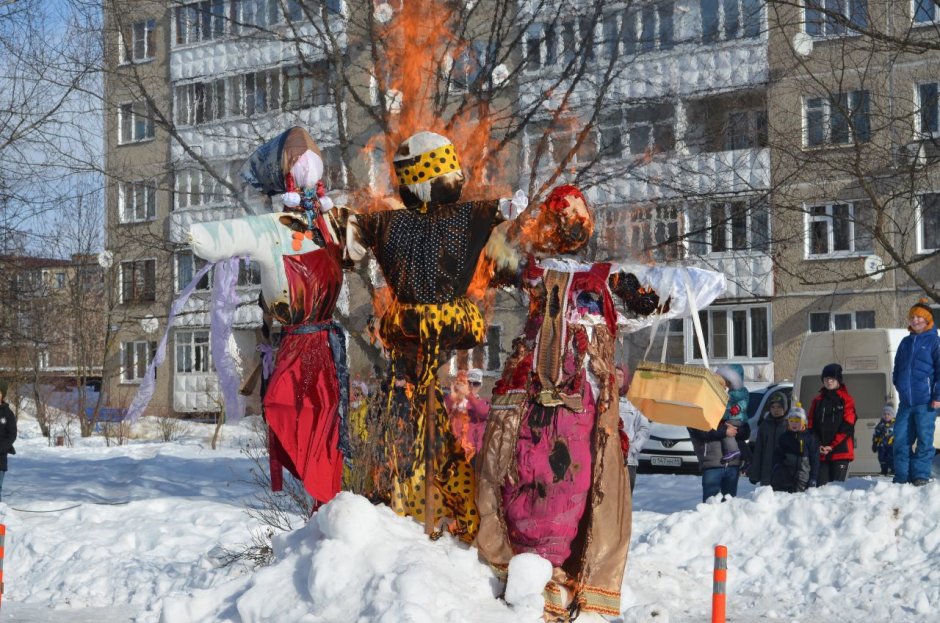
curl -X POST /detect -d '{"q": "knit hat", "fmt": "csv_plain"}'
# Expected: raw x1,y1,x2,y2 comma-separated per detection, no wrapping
714,365,744,390
909,298,935,330
882,403,895,420
821,363,843,384
767,391,788,410
467,368,484,385
787,405,807,427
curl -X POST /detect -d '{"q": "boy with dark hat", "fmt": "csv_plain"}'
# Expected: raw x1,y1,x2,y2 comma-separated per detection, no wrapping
892,298,940,486
0,382,17,502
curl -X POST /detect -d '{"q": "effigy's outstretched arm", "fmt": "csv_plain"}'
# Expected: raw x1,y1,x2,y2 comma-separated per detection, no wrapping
609,262,726,334
188,214,269,263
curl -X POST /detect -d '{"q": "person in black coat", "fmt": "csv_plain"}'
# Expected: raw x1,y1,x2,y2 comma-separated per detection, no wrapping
771,406,819,493
749,392,789,486
0,384,17,502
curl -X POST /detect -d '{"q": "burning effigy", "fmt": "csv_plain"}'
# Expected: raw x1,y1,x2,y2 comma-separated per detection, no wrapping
473,186,726,620
188,127,350,507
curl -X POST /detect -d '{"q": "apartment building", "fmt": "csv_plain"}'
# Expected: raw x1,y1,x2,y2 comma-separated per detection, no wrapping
0,254,106,384
519,0,776,380
766,1,940,377
103,1,940,414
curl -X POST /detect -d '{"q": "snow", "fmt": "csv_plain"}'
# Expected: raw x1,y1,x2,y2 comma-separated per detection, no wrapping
3,402,939,622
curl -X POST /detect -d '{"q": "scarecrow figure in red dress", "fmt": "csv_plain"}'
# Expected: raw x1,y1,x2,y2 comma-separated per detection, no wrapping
189,127,349,506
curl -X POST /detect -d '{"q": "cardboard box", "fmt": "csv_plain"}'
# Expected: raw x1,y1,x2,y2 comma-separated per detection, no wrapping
627,361,728,431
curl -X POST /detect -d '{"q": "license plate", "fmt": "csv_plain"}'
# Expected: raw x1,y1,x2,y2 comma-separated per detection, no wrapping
651,456,682,467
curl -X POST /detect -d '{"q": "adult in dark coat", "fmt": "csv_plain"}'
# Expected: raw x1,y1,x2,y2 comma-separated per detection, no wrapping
749,391,789,486
0,385,18,502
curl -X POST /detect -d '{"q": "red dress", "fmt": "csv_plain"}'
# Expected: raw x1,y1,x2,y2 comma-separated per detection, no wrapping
264,224,345,505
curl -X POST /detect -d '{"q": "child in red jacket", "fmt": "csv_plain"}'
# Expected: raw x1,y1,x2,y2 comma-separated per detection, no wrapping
807,363,857,485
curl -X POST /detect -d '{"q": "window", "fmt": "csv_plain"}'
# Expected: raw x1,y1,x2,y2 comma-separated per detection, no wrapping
176,330,211,373
283,62,332,109
176,250,211,292
244,68,281,116
626,102,675,157
175,0,228,45
119,180,156,223
804,0,868,36
725,108,768,150
549,125,598,168
804,91,870,147
175,162,239,209
467,325,502,372
621,2,675,55
806,201,873,257
120,259,156,303
121,19,156,63
237,259,261,286
599,111,625,159
918,83,939,135
809,310,876,332
118,102,155,144
174,79,229,126
702,0,762,43
122,340,155,383
630,204,681,260
914,0,938,23
687,199,770,255
917,192,940,252
55,272,66,289
692,304,771,360
526,19,594,69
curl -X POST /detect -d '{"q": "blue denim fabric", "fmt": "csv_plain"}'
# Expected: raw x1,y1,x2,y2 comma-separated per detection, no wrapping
701,465,740,502
893,403,938,483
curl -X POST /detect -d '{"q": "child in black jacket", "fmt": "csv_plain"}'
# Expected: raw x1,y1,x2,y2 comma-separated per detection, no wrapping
771,406,820,493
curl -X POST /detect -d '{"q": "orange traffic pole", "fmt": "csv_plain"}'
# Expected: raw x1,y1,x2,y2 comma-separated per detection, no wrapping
712,544,727,623
0,523,6,614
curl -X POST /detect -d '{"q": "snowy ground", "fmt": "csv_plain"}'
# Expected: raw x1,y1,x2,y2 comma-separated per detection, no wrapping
1,407,938,622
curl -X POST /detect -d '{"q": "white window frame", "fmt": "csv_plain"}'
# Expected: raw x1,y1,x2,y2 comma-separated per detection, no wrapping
803,0,868,37
688,303,772,362
725,108,768,150
119,180,156,223
804,200,872,258
915,192,940,254
688,198,770,256
174,162,238,210
701,0,763,43
175,330,211,374
121,340,154,383
120,19,156,64
916,82,939,137
630,204,681,261
119,258,157,304
118,101,155,144
175,250,211,293
808,310,876,332
620,2,676,55
803,90,870,148
913,0,938,25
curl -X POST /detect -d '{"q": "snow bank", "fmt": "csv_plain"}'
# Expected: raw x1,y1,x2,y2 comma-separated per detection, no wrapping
159,492,523,623
623,478,940,622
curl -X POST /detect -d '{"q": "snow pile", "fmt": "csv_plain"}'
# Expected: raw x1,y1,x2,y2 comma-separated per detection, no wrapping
623,479,940,622
5,403,940,622
160,492,521,623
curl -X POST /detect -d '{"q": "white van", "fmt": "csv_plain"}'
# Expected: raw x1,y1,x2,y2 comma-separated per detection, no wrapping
793,329,915,476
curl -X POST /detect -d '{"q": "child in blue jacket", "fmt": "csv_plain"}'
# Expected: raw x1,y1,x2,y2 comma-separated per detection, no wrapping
872,404,895,476
715,364,750,462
